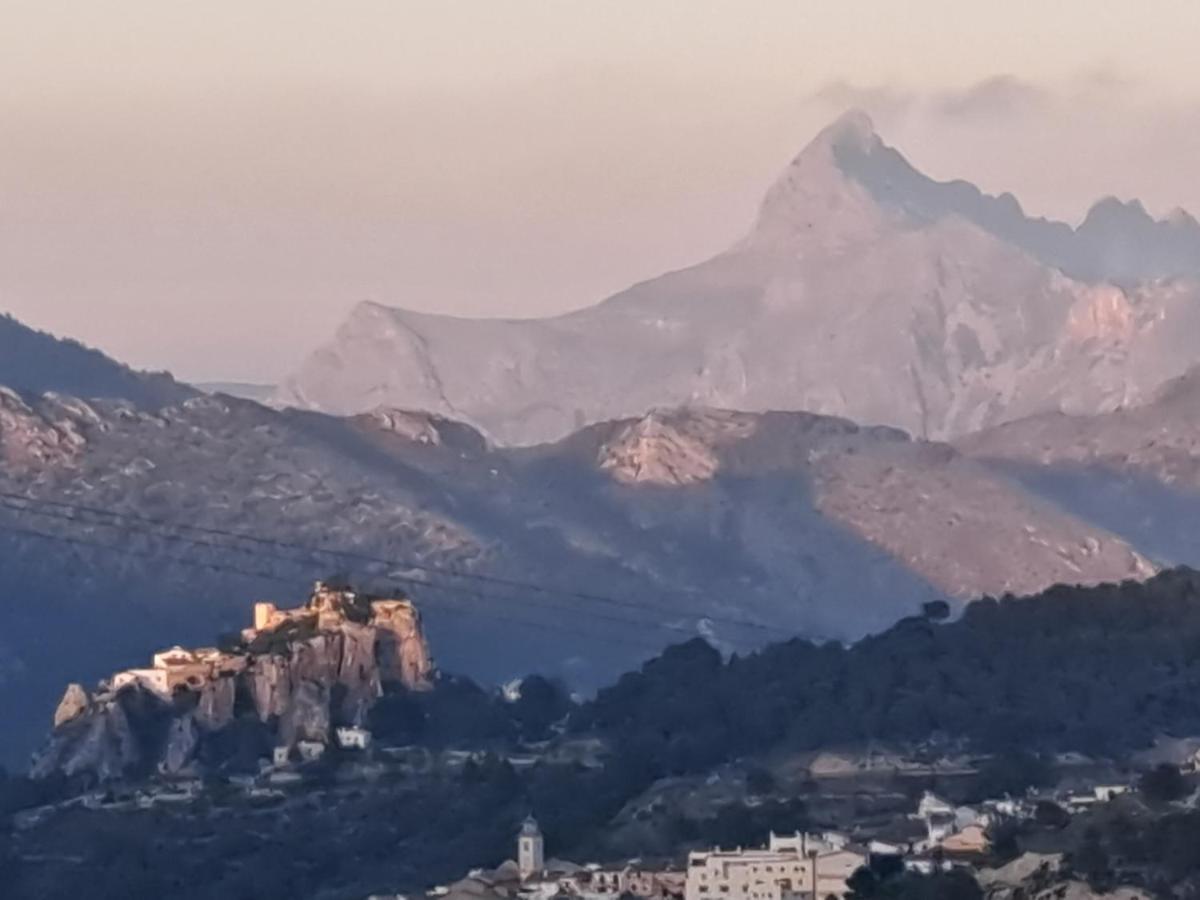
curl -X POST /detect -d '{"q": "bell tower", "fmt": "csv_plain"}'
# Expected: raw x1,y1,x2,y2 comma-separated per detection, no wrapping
518,816,544,880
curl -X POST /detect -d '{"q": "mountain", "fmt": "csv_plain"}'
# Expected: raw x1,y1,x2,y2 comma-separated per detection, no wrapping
0,392,1150,766
277,111,1200,446
195,381,276,403
0,313,192,408
958,365,1200,569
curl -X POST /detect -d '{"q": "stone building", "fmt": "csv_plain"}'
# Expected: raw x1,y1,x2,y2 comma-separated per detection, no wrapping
518,817,545,880
684,833,865,900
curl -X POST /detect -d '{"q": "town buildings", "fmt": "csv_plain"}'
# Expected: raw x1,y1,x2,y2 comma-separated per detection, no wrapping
683,832,866,900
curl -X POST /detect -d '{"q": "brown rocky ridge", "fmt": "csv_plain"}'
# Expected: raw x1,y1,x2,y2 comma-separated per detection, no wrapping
32,581,433,783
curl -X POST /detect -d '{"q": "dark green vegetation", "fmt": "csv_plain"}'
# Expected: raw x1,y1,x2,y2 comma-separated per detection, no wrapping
847,858,982,900
0,313,190,408
10,568,1200,898
574,568,1200,773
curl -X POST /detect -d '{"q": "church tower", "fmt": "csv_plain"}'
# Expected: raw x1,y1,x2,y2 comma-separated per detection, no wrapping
518,816,544,880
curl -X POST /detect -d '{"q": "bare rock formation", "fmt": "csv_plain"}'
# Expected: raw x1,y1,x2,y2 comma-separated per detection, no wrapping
161,714,199,775
279,112,1200,446
0,389,89,471
31,582,435,782
53,683,90,728
581,407,1152,605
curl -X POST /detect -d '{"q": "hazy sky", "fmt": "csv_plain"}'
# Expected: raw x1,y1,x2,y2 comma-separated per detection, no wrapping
3,1,1199,382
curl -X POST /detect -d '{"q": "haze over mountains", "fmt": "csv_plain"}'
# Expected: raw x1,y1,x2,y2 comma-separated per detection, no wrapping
279,111,1200,446
7,111,1200,767
0,379,1155,765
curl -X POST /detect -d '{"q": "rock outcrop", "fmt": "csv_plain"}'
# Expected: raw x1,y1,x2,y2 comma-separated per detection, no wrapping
31,582,434,782
53,683,90,728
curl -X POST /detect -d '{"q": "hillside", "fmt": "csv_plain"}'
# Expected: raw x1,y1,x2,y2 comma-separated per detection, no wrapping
278,111,1200,445
13,568,1200,899
0,394,1150,766
958,368,1200,569
0,314,191,409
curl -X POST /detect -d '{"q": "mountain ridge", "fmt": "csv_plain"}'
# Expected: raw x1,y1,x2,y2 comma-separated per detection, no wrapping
0,313,193,409
0,385,1155,764
277,112,1200,446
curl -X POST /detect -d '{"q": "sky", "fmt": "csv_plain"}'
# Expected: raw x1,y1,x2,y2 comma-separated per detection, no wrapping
2,1,1199,383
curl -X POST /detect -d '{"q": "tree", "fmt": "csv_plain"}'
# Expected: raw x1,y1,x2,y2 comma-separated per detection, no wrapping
510,675,572,741
1072,829,1111,888
921,601,951,622
745,765,777,797
1140,764,1189,806
968,751,1051,802
1034,800,1071,830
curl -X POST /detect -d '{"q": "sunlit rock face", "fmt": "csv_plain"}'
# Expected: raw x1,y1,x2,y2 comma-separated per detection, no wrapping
279,111,1200,446
31,583,434,782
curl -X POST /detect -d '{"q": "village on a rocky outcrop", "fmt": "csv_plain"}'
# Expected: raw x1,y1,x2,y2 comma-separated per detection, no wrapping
33,582,433,782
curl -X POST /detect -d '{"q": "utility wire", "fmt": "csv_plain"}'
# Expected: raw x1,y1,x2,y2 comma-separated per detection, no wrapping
0,489,790,639
0,520,675,653
0,497,707,639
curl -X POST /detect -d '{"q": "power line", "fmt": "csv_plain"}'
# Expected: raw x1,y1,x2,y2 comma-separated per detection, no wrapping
0,497,709,639
0,489,790,639
0,520,671,652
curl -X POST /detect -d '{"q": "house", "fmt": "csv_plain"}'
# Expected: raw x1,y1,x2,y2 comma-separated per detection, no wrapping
684,832,866,900
866,840,909,859
940,825,989,856
1094,785,1130,803
913,791,990,849
916,792,954,820
336,726,372,750
1063,785,1129,812
924,812,957,845
904,857,953,875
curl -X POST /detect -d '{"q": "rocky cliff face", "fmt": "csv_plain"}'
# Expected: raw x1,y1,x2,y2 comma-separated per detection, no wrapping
278,111,1200,446
583,408,1152,601
1,385,1172,767
31,583,434,782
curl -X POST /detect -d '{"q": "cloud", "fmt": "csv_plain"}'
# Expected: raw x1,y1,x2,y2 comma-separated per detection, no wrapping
809,80,916,118
809,75,1049,122
935,76,1049,118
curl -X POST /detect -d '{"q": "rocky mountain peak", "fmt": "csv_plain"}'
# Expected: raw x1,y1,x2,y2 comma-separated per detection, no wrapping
1080,196,1154,230
597,409,758,486
750,109,890,250
808,107,882,155
277,112,1200,447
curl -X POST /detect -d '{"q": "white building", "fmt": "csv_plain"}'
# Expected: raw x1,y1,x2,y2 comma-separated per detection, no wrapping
915,792,954,820
336,726,372,750
684,833,865,900
914,791,989,848
518,817,545,881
